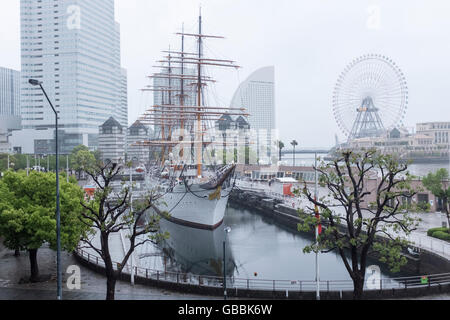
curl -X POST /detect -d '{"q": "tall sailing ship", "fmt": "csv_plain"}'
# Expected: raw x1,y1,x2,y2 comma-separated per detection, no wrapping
136,12,248,230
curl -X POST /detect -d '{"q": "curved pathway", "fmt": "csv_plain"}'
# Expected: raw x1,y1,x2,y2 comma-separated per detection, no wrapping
0,245,222,300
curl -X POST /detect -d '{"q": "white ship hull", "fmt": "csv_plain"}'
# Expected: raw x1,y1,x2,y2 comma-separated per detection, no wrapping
156,183,231,229
148,165,236,230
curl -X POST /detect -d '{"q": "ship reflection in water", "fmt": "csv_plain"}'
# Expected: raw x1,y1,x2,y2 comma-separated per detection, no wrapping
137,217,236,278
136,205,407,282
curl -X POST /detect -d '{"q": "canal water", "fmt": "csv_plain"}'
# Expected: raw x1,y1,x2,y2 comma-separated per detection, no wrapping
281,153,450,177
136,204,407,284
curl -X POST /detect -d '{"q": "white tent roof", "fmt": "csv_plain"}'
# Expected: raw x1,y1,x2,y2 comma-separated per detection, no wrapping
276,177,298,183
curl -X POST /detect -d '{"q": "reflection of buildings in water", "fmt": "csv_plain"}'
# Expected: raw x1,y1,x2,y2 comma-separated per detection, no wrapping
154,218,236,277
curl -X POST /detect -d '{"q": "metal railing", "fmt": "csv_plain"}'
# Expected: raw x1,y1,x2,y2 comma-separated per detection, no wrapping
75,248,450,293
407,234,450,258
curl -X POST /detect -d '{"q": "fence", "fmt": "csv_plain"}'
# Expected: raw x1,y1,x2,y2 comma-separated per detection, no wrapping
75,248,450,293
407,234,450,258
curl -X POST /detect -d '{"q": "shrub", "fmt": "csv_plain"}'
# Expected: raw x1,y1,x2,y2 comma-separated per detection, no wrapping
417,202,431,212
427,227,449,236
431,231,450,242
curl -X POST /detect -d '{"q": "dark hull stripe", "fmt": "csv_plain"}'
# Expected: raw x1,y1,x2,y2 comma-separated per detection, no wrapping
152,205,224,230
164,215,224,231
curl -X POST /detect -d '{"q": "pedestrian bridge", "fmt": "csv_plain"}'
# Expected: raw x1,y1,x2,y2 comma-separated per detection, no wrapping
281,149,330,155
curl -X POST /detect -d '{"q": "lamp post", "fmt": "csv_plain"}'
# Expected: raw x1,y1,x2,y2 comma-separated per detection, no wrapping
314,152,320,300
223,226,232,300
129,160,135,286
29,79,62,300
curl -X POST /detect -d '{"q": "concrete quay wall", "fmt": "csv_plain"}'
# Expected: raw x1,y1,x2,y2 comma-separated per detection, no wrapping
229,189,450,275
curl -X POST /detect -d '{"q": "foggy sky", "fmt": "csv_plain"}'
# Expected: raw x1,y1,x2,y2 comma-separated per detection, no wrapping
1,0,450,148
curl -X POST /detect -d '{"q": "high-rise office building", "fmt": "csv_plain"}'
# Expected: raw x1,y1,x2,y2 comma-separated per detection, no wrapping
17,0,127,154
118,68,128,128
0,67,21,153
0,67,21,129
230,66,275,162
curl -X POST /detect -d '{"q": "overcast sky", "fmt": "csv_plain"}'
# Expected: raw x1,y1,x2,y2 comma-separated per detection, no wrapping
1,0,450,148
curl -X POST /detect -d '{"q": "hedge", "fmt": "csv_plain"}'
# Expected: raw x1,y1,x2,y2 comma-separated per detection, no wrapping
427,227,449,237
432,231,450,241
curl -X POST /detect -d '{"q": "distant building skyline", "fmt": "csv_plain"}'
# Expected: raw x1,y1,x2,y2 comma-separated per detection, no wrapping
16,0,127,154
2,2,450,150
345,122,450,160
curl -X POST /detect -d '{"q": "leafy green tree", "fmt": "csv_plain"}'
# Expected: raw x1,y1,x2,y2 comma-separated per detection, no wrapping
296,149,420,299
0,154,16,172
71,144,90,154
92,149,102,162
423,168,450,229
71,146,97,179
80,161,168,300
0,171,90,282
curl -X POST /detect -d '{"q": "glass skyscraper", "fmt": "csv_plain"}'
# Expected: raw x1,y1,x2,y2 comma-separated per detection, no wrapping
18,0,127,154
0,67,21,127
231,66,276,162
0,67,21,153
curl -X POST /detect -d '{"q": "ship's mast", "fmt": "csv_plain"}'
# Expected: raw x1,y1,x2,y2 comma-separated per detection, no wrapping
180,24,185,158
135,9,248,168
196,9,203,177
167,48,173,156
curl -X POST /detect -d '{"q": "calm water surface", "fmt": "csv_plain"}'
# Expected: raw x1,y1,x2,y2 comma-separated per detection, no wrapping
139,205,408,283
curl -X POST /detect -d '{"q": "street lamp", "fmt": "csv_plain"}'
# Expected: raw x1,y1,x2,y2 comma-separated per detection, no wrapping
223,226,232,300
314,152,320,301
29,79,62,300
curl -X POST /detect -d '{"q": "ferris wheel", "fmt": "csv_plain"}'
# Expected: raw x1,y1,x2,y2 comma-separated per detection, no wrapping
332,54,408,140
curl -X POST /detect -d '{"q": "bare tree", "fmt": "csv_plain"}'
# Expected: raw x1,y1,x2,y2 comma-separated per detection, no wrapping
298,149,420,299
79,161,168,300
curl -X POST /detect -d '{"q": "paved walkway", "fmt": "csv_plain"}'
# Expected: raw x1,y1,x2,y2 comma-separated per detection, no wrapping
0,246,220,300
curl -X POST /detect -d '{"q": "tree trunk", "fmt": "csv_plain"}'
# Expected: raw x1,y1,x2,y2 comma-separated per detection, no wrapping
444,198,450,230
14,248,20,257
106,276,116,300
28,249,39,282
352,273,365,300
